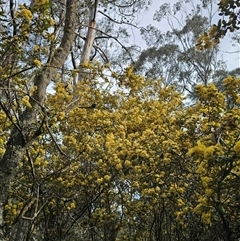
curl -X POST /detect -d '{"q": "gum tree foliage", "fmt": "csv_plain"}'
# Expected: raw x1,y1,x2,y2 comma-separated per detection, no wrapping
0,0,240,241
135,0,226,95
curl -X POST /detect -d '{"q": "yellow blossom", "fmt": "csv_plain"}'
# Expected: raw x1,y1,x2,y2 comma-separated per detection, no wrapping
33,45,40,51
104,175,111,181
57,177,63,182
35,0,49,5
124,160,132,167
202,212,211,224
33,59,42,67
48,18,55,26
97,178,103,185
234,141,240,154
68,202,76,209
22,96,32,108
20,8,33,21
116,163,122,170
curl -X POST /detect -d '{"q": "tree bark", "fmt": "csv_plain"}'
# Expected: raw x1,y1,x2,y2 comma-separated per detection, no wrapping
0,0,77,240
78,0,99,82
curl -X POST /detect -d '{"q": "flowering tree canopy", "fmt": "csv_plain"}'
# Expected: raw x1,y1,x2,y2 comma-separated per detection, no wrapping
0,0,240,241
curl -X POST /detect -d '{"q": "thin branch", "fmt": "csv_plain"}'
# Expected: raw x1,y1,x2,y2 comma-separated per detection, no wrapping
99,10,143,30
107,0,137,8
0,101,23,140
26,149,36,180
41,106,68,157
66,188,105,234
77,25,134,63
10,0,17,36
92,0,98,21
71,51,77,69
93,44,109,63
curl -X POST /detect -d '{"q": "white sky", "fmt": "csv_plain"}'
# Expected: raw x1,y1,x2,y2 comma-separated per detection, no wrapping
134,0,240,71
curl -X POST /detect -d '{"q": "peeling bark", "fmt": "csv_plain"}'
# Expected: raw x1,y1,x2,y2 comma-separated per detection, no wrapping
78,0,99,82
0,0,77,239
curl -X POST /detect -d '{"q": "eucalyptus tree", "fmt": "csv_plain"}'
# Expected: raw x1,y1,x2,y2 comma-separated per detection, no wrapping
135,0,226,96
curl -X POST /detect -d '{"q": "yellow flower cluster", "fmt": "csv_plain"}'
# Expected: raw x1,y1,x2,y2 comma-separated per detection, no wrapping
234,141,240,154
33,59,42,67
202,212,211,224
188,141,206,157
35,0,49,5
21,96,32,108
19,8,33,21
196,33,219,50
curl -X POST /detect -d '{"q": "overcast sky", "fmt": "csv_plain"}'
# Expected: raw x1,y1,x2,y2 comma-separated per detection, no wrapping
135,0,240,71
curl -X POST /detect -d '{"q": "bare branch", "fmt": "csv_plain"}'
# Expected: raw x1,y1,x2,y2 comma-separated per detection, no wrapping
99,10,143,30
77,25,134,63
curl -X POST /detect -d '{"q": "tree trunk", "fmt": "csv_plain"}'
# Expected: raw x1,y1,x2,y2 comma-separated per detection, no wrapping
78,0,99,82
0,0,77,240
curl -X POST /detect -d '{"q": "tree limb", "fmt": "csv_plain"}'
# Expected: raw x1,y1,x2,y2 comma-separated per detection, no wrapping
0,0,77,238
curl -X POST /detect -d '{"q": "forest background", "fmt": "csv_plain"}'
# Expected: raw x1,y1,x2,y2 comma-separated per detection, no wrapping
0,0,240,240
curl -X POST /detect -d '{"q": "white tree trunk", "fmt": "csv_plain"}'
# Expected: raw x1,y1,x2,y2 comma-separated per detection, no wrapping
78,0,99,82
